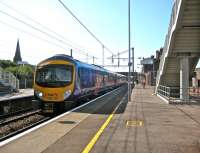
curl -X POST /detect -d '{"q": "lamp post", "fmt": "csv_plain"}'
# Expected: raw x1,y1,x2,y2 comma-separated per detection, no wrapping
132,47,134,85
128,0,131,101
152,59,155,85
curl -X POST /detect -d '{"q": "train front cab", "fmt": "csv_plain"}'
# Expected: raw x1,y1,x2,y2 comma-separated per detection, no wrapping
34,60,76,113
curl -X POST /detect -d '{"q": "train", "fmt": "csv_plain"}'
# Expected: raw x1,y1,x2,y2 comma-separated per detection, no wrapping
33,54,127,113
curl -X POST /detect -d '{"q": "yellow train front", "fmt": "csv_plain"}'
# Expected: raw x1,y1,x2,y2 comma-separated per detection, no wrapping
34,55,76,113
34,54,127,113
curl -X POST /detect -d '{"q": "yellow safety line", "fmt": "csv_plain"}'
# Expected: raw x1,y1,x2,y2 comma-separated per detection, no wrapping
82,114,114,153
82,94,127,153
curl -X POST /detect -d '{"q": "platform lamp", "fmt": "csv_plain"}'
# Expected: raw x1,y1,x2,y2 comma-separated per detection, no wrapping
128,0,131,101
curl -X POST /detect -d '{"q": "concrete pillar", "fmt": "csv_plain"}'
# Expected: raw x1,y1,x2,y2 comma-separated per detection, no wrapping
180,57,189,101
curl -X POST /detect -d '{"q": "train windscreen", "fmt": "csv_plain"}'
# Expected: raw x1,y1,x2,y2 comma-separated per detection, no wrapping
35,64,73,87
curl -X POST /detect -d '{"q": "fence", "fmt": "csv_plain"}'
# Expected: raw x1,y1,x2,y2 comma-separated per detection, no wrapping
19,78,33,89
0,67,19,91
157,85,200,103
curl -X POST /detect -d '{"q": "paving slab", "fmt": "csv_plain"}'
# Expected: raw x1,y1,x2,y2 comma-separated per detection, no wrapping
92,85,200,153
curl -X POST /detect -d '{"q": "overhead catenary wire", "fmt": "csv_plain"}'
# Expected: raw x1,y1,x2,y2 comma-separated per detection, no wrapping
0,20,97,59
0,10,98,59
0,1,95,56
107,49,130,59
0,10,77,51
0,20,69,51
58,0,114,55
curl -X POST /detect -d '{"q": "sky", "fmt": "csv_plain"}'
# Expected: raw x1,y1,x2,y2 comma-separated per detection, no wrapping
0,0,174,72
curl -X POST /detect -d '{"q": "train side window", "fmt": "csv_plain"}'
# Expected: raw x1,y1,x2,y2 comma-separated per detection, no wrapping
88,69,95,88
80,68,94,88
80,68,83,88
92,70,96,87
80,68,86,88
77,68,81,89
104,73,108,84
86,69,90,87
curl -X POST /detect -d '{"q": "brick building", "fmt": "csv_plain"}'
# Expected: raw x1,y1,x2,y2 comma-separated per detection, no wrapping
140,48,162,86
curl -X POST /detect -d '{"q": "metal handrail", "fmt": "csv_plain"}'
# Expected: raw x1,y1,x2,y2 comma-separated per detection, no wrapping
157,85,200,103
0,67,19,91
156,0,182,89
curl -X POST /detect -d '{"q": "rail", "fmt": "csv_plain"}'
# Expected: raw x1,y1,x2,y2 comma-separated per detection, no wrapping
0,116,50,142
0,109,41,126
0,67,19,91
156,0,181,89
157,85,200,103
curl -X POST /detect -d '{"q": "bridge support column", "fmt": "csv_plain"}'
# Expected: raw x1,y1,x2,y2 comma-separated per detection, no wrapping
180,57,189,101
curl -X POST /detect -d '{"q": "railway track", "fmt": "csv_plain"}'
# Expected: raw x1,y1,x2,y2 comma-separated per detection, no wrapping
0,109,41,126
0,95,43,142
0,110,48,142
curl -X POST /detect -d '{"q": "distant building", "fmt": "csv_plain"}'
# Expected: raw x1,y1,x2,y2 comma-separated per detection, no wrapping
140,56,155,86
17,61,29,65
140,48,163,86
141,56,154,73
13,39,22,63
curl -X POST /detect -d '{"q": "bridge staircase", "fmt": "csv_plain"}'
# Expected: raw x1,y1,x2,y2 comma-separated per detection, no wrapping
156,0,200,96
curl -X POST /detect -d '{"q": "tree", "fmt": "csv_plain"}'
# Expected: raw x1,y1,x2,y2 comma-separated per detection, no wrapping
5,65,34,79
13,39,22,63
0,60,17,68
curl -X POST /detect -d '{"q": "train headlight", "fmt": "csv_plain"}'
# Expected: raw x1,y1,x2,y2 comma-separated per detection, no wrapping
38,92,43,97
64,90,71,100
35,91,43,98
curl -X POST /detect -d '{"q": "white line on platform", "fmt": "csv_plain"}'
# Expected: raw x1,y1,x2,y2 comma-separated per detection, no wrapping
157,94,169,104
0,87,121,147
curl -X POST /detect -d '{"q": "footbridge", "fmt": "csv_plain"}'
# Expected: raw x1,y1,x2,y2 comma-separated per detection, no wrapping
156,0,200,101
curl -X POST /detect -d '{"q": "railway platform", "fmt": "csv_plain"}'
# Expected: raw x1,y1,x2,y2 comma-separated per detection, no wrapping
0,85,200,153
0,89,33,101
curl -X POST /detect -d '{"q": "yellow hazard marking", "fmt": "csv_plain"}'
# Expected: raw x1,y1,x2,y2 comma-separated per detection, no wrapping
126,120,143,127
82,114,113,153
82,94,127,153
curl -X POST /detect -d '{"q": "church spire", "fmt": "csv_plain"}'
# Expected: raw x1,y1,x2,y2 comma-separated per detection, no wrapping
13,39,22,63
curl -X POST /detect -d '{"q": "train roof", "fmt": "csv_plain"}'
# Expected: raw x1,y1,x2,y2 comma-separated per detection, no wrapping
38,54,126,77
39,54,75,64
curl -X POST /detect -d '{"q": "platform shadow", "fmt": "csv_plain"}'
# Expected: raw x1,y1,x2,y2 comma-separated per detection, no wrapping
73,89,128,115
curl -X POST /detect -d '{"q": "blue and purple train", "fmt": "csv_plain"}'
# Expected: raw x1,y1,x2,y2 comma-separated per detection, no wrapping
33,54,127,113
